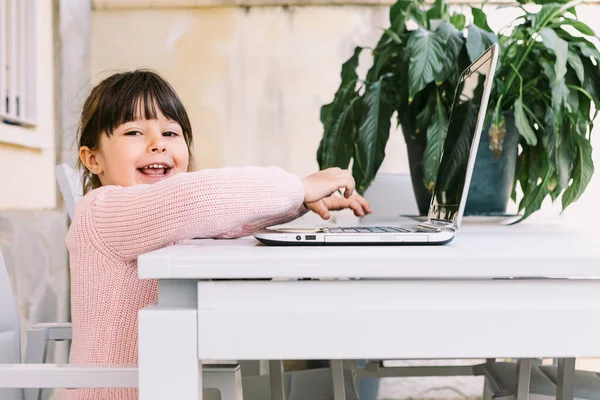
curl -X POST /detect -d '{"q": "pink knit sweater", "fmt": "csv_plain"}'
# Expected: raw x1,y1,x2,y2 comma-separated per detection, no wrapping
60,167,307,400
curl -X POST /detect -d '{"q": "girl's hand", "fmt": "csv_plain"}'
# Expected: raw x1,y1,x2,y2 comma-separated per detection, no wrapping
301,167,356,203
305,193,372,220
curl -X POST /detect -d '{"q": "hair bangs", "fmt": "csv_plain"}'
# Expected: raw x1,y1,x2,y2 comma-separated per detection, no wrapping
97,71,192,145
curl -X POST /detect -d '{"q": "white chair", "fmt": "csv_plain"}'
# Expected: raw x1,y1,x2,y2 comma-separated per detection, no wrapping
54,164,83,220
0,247,243,400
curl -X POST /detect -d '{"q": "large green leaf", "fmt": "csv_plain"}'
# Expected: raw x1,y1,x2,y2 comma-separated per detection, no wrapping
566,71,581,112
567,48,585,84
581,57,600,109
533,4,563,30
422,92,448,190
471,7,493,32
318,47,362,169
426,0,446,22
539,55,570,114
562,134,594,210
514,97,538,146
449,13,466,30
543,106,566,186
540,28,568,81
514,163,552,223
558,124,577,189
558,19,597,37
519,148,543,208
353,79,394,193
390,0,412,30
466,25,498,63
576,41,600,63
407,28,445,102
433,21,464,83
318,96,360,170
367,43,400,82
555,28,600,62
416,93,436,134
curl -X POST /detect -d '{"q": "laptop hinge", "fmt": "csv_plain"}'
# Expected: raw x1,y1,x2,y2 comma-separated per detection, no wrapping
416,220,456,233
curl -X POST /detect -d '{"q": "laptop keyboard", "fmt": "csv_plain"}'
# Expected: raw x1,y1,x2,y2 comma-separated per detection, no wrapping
327,226,413,233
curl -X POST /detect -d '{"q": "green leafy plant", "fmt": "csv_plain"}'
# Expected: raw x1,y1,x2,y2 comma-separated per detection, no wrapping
317,0,598,221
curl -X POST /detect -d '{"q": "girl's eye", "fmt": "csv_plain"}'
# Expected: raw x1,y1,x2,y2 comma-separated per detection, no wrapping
163,131,179,137
124,131,142,136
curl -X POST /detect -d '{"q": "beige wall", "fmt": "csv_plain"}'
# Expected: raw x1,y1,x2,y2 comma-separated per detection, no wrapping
0,0,56,210
91,2,600,224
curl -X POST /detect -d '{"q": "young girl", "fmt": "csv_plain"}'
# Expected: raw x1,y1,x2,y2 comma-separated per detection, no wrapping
61,69,371,400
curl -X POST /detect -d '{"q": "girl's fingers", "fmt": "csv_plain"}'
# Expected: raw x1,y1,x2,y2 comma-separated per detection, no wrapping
355,194,372,214
322,196,346,211
313,192,372,220
337,171,355,198
348,199,365,216
311,200,331,219
324,196,366,216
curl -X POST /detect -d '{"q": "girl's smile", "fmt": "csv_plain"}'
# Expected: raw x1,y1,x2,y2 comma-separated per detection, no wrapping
136,162,175,182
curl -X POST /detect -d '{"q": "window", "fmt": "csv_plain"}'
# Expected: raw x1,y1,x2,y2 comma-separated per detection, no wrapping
0,0,36,127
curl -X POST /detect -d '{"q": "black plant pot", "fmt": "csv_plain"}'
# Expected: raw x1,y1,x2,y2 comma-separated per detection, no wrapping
403,112,519,216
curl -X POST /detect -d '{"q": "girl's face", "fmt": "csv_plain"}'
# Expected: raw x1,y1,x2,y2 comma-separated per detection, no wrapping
80,109,190,187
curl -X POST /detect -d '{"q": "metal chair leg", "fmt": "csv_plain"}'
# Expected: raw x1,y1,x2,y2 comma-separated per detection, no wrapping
24,327,49,400
516,358,532,400
269,360,285,400
204,364,244,400
332,360,346,400
557,358,576,400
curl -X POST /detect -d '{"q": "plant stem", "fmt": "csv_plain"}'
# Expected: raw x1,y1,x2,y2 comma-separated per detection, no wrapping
501,39,537,109
500,0,583,110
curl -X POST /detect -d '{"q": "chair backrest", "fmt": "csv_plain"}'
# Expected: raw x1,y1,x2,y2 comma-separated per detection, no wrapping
360,173,419,224
55,164,84,220
0,248,25,400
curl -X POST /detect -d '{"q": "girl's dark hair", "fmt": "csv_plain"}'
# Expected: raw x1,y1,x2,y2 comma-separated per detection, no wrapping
76,69,195,194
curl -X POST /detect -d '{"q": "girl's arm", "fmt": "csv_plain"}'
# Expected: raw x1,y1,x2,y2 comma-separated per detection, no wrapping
72,166,306,261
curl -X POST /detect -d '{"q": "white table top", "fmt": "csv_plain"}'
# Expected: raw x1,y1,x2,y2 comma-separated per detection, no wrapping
138,220,600,280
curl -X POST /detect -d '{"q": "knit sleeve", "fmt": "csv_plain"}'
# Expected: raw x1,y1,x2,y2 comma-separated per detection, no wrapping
76,166,306,261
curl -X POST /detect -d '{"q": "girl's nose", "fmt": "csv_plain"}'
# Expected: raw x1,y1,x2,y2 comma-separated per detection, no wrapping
151,145,166,153
149,137,167,153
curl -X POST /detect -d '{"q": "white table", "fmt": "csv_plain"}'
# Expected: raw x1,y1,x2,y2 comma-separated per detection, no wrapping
137,221,600,400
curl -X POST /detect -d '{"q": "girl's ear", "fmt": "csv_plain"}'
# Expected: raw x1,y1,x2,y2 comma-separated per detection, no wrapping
79,146,103,175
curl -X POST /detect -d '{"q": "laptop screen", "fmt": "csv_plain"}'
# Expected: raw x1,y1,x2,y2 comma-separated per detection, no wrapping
427,47,496,225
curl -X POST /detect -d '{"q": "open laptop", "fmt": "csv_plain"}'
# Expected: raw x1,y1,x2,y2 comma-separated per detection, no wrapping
254,43,499,246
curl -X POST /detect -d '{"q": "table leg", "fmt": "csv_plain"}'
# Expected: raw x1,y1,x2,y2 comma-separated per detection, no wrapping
331,360,346,400
516,358,532,400
557,358,576,400
139,305,202,400
269,360,285,400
